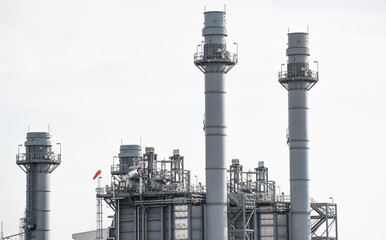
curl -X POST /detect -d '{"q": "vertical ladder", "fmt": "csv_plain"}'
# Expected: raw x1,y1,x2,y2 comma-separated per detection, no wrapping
25,168,34,236
96,176,103,240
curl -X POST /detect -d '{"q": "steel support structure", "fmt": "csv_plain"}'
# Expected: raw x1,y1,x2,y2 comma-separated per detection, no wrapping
228,193,256,240
310,199,338,240
96,176,103,240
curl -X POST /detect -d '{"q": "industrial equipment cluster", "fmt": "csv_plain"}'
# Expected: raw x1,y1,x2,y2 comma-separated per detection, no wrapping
13,10,338,240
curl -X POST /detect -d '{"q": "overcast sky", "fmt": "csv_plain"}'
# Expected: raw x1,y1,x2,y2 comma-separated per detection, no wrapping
1,1,385,239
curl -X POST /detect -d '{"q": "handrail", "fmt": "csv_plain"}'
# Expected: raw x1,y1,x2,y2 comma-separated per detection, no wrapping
16,153,61,164
278,70,318,80
276,194,290,202
110,164,131,173
1,232,24,239
194,51,238,64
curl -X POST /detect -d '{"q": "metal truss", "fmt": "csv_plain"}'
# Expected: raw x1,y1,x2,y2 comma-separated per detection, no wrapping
311,198,338,240
228,193,256,240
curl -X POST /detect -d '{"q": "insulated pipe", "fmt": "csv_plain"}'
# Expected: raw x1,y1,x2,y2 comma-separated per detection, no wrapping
17,132,61,240
194,11,237,240
279,32,318,240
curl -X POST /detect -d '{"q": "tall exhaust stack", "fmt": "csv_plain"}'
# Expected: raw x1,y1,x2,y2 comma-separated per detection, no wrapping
279,32,318,240
16,132,61,240
194,10,237,240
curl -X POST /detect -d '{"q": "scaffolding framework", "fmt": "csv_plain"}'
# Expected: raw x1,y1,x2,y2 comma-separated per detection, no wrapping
310,199,338,240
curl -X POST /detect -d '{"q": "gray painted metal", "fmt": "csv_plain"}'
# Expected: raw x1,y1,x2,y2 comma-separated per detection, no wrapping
89,13,338,240
101,146,205,240
114,200,202,240
278,33,318,240
72,229,109,240
310,199,338,240
194,11,237,240
100,141,338,240
16,132,61,240
119,145,141,166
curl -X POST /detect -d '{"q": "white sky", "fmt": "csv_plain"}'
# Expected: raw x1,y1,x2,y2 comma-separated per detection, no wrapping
0,0,385,239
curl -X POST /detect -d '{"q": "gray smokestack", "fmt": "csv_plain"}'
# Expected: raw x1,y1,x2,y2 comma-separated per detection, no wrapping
194,11,237,240
17,132,61,240
279,32,318,240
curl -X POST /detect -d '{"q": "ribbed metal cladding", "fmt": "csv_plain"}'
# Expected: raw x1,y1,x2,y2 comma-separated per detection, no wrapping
194,11,237,240
279,32,318,240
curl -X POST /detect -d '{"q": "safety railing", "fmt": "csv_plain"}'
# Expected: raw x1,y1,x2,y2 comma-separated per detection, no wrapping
190,184,206,193
276,194,290,202
100,181,206,197
16,153,61,165
278,70,318,80
194,51,238,64
110,164,131,174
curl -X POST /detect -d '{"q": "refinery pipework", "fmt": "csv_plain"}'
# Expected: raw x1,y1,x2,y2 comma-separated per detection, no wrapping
279,32,318,240
16,132,61,240
194,11,237,240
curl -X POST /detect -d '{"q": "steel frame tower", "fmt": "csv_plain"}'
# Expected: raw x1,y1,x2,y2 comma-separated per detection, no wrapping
16,132,61,240
96,176,103,240
229,159,243,193
194,10,237,240
278,32,318,240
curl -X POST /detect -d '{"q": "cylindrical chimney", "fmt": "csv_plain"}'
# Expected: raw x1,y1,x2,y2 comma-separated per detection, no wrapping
17,132,61,240
279,32,318,240
194,11,237,240
118,144,141,166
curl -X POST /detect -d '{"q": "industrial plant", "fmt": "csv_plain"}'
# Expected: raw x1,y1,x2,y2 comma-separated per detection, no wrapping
10,10,338,240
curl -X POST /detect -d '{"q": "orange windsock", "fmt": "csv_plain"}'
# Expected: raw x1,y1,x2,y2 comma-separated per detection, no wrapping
93,170,102,180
